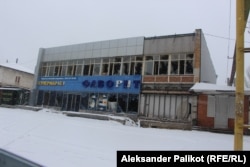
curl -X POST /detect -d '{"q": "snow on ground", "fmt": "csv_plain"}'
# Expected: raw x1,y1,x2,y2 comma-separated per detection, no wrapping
0,107,250,167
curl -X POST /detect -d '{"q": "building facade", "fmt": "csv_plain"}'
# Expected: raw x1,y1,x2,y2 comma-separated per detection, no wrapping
0,63,34,89
31,29,217,127
190,83,250,132
0,63,34,105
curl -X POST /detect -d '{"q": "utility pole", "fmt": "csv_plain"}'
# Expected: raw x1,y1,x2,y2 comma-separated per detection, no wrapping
234,0,245,150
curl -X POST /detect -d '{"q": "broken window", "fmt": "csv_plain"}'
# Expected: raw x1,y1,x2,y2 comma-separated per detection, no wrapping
101,58,109,75
93,64,100,75
179,60,185,74
113,63,120,75
83,65,89,75
144,56,153,75
72,65,77,76
129,62,135,75
121,57,130,75
60,61,67,76
67,65,73,76
89,64,94,76
169,53,193,75
122,63,129,75
75,60,83,76
102,63,109,75
179,54,186,75
115,57,121,62
144,61,153,75
114,58,121,75
66,61,76,76
75,64,82,76
54,66,62,76
67,66,73,76
92,59,101,75
109,63,113,75
171,62,178,74
136,56,143,61
154,61,159,75
159,55,168,75
61,66,66,76
49,66,55,76
171,54,179,74
134,56,142,75
83,59,91,75
186,54,193,74
135,62,142,75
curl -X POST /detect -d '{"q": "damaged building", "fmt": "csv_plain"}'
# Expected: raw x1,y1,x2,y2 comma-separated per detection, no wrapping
138,29,216,129
30,29,217,129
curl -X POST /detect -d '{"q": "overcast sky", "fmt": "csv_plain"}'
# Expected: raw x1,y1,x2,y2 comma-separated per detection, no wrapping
0,0,249,85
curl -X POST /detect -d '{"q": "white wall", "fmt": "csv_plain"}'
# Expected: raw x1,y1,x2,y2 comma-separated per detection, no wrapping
200,33,217,84
0,66,34,89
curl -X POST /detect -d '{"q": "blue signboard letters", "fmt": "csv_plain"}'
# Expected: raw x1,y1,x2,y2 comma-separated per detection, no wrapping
37,75,141,94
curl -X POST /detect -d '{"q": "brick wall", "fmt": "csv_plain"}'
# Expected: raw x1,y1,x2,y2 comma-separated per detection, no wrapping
193,29,201,82
142,75,194,83
197,94,214,128
198,94,249,130
155,76,168,82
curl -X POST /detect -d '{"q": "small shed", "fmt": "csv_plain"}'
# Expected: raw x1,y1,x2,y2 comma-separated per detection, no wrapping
190,83,250,133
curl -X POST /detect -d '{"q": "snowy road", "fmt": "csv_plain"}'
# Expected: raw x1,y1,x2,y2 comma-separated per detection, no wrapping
0,107,249,166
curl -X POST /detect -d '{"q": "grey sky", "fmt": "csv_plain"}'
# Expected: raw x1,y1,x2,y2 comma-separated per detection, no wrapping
0,0,249,85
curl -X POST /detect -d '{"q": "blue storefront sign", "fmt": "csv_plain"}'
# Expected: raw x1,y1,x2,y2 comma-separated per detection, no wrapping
37,75,141,94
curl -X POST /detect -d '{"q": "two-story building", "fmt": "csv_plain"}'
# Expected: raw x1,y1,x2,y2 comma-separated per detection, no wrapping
30,29,217,129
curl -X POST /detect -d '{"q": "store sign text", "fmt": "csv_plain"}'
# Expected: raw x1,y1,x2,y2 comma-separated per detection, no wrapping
38,81,65,86
82,80,140,89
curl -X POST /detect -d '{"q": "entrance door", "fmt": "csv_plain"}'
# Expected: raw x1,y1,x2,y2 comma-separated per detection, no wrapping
214,95,228,129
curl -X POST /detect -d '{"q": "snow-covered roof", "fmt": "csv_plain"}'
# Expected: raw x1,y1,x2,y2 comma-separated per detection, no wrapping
0,63,34,74
190,82,250,95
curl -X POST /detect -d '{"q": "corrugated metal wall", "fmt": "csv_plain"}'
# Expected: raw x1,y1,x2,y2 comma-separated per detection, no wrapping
139,94,196,121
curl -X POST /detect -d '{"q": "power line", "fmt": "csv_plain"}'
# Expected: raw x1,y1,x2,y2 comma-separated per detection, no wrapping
204,33,250,43
204,33,236,41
